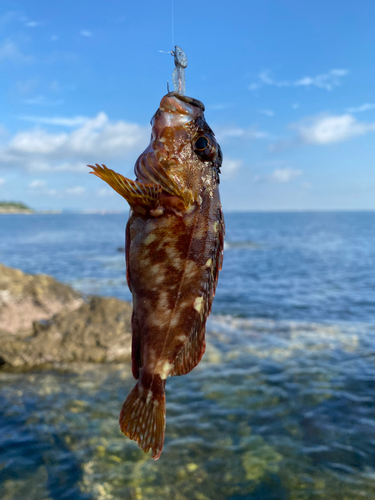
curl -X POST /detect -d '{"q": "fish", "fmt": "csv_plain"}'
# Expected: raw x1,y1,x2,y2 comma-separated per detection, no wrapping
89,90,224,459
172,45,188,95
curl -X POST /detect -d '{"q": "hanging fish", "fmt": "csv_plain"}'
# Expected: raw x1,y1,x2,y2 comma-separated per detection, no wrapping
89,49,224,460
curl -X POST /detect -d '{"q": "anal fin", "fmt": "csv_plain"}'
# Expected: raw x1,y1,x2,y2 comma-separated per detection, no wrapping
170,324,206,376
89,164,161,209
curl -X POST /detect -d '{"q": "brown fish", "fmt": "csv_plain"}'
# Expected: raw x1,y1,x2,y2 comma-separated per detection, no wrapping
89,91,224,459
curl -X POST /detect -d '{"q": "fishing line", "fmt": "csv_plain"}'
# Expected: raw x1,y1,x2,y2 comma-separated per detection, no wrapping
159,0,177,92
171,0,175,49
159,0,175,55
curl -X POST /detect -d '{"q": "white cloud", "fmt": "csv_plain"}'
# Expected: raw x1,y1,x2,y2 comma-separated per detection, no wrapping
258,71,285,86
0,112,149,172
25,20,43,27
270,168,302,182
12,129,66,154
0,39,32,63
66,186,86,195
19,115,89,127
80,30,93,37
346,103,375,113
292,114,375,145
249,69,349,92
28,181,87,198
216,126,268,141
29,179,46,189
259,109,274,117
0,178,5,186
97,188,115,197
294,69,348,90
221,158,243,179
0,11,43,29
248,82,261,91
255,168,302,183
24,95,64,106
16,78,39,95
0,125,8,141
28,179,57,196
0,11,18,27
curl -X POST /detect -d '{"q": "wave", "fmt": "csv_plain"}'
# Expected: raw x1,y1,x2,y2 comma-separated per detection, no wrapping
206,314,374,363
224,240,261,250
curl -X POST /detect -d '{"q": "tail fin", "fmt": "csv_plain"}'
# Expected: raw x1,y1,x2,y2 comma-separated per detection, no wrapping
119,378,166,460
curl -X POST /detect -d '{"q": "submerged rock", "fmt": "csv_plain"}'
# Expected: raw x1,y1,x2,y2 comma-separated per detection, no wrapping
0,263,132,369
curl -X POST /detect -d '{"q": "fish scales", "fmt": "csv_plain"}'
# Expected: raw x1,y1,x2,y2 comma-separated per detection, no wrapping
89,91,224,459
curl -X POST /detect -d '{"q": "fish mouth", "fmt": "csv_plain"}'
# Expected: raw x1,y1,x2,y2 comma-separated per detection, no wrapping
165,92,205,111
158,92,205,117
150,92,205,129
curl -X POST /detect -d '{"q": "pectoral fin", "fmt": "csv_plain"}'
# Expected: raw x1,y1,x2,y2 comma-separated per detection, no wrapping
135,155,194,208
89,164,161,209
149,160,193,207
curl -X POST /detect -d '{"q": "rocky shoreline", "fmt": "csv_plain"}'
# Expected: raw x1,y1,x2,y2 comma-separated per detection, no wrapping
0,263,132,370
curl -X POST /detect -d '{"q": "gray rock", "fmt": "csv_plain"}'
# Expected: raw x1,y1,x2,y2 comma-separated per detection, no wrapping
0,263,83,336
0,263,132,370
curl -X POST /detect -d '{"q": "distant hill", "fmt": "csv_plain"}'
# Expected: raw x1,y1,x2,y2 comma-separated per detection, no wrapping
0,202,33,213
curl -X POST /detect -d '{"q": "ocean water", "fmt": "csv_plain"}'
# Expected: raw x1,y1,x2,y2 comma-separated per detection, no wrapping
0,212,375,499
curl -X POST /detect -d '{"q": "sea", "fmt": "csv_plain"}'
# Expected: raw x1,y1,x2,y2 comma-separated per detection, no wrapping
0,211,374,500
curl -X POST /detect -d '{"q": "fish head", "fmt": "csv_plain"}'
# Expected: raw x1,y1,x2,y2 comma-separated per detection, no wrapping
135,92,222,209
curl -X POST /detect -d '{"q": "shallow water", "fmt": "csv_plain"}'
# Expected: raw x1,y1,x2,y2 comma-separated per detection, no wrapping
0,212,375,499
1,318,375,499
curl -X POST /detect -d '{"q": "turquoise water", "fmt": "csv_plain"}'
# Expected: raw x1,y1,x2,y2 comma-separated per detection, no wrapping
0,212,375,499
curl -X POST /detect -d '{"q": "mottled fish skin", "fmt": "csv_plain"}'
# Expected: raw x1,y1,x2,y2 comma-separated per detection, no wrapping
89,91,224,459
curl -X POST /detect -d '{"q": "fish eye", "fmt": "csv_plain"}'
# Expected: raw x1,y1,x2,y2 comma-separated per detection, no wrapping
194,136,209,151
193,134,217,161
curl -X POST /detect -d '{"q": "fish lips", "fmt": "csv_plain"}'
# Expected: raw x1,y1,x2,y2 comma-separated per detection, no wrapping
163,92,205,112
151,93,205,128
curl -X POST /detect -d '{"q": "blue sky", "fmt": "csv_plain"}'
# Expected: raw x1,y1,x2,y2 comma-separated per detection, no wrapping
1,0,375,211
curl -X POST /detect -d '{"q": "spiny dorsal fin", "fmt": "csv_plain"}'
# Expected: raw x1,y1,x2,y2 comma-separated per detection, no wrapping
89,164,161,209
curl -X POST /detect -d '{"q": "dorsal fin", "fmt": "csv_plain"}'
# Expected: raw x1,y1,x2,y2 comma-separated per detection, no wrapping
89,164,161,209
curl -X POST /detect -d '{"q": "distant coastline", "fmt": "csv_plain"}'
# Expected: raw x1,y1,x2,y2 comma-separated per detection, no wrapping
0,201,64,214
0,202,34,214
